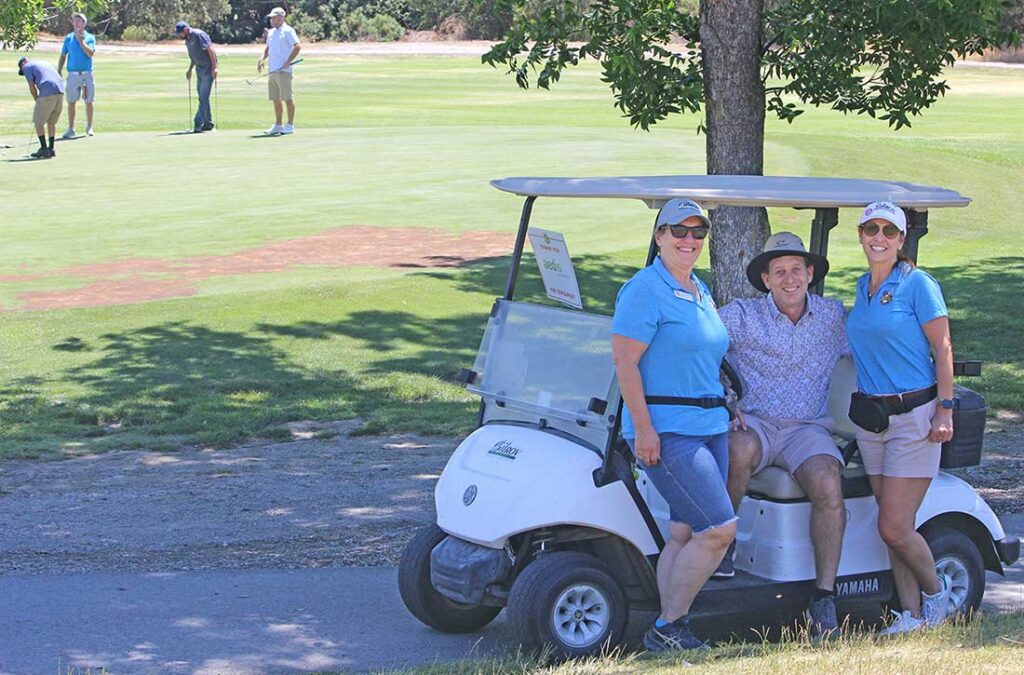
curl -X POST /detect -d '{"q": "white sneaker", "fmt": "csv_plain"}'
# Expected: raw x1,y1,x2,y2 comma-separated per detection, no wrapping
61,128,76,140
282,124,294,134
881,609,926,635
266,124,285,135
86,127,94,137
921,574,951,626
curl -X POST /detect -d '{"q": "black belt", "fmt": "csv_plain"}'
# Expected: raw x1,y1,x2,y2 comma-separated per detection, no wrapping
866,385,937,416
645,395,728,410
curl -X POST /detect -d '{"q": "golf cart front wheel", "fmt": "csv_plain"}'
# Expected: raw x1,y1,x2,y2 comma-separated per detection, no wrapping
507,550,627,659
924,525,986,617
397,524,501,633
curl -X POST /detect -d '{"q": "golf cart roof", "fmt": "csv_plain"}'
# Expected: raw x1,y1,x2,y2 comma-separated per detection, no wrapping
490,175,970,210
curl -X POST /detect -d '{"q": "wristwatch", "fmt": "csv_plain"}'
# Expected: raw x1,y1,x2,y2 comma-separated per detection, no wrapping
940,398,957,410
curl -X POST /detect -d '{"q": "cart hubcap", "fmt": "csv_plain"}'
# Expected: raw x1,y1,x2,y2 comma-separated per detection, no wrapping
935,556,970,613
552,584,610,648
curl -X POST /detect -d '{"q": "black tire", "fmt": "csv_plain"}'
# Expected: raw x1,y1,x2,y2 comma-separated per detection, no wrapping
397,524,502,633
924,526,986,617
507,551,628,660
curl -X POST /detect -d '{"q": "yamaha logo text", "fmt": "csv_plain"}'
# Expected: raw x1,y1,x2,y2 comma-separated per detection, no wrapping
836,577,880,597
487,440,521,460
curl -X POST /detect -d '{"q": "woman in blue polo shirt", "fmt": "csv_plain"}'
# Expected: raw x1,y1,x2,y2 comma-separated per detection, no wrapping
611,198,734,653
846,201,955,635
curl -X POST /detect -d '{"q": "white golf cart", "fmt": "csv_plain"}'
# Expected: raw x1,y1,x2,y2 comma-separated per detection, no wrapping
398,176,1020,658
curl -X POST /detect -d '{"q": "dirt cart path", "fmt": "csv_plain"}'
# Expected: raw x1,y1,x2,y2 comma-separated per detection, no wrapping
0,428,450,575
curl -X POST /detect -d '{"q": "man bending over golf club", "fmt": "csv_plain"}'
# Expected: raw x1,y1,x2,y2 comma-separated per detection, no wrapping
175,21,218,133
18,57,65,159
258,7,301,135
716,232,850,639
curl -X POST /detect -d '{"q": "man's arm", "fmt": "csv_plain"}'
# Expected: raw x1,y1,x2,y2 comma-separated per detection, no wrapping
27,81,38,100
76,33,96,58
207,43,218,79
57,52,66,74
285,41,301,67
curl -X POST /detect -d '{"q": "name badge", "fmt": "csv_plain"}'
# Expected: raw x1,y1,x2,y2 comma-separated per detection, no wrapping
673,290,694,302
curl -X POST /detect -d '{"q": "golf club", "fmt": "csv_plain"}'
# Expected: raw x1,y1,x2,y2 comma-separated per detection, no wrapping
187,73,193,132
214,77,219,130
245,58,304,86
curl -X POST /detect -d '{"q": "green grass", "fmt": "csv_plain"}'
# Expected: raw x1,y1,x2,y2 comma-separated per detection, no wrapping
1,52,1023,457
396,612,1024,674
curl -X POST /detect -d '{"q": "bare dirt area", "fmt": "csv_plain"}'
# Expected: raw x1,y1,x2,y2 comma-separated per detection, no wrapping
1,417,1021,576
1,226,512,310
0,423,452,575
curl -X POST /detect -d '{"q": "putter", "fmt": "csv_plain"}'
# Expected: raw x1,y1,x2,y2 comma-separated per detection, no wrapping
187,75,193,132
214,77,219,130
245,58,303,85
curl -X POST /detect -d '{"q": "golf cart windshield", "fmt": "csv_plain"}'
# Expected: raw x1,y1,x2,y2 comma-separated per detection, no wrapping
468,300,617,429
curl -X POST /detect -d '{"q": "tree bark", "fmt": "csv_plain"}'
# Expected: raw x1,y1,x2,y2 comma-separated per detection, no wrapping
700,0,771,305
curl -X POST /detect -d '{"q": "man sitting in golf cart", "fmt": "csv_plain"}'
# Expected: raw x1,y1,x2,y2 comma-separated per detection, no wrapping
717,232,849,638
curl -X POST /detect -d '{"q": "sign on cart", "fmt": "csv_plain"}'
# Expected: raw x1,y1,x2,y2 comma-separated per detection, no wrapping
527,228,582,309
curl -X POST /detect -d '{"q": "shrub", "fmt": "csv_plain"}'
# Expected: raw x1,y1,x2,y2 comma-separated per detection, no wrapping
121,24,158,42
336,9,405,41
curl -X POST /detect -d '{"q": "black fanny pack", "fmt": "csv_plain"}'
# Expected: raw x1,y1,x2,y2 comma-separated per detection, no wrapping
848,385,938,433
848,392,890,433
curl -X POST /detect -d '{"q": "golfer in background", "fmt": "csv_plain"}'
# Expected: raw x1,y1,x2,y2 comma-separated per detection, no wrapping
175,21,218,133
18,57,65,159
57,12,97,138
257,7,301,135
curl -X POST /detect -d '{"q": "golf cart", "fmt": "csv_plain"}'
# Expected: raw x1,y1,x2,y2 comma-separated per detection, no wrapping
398,176,1020,658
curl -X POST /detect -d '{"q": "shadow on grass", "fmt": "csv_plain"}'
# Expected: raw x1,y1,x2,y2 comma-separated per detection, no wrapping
1,255,1019,458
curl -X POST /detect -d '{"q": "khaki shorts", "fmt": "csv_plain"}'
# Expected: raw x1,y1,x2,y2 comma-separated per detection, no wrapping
855,399,941,478
268,71,293,100
744,413,843,476
33,94,64,129
66,71,95,103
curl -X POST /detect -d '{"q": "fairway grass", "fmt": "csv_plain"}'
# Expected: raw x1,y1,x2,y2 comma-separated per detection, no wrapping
0,53,1022,458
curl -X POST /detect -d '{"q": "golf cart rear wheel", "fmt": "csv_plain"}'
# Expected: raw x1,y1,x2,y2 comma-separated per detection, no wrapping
398,524,501,633
508,551,627,659
924,526,985,617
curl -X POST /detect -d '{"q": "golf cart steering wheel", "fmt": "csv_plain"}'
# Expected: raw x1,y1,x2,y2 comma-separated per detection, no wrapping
720,358,743,401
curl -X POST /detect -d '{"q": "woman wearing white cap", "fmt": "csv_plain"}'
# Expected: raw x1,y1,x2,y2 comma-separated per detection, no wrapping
846,201,955,634
611,198,735,652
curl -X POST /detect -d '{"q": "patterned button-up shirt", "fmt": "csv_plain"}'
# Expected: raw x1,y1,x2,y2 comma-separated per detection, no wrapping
718,293,849,421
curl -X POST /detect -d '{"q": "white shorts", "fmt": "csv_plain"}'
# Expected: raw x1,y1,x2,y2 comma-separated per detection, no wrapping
855,399,941,478
66,71,95,103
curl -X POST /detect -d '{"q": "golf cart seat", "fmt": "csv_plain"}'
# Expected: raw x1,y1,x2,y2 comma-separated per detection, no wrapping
745,356,862,501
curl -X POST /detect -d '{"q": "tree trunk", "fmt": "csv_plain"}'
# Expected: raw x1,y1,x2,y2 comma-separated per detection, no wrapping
700,0,771,305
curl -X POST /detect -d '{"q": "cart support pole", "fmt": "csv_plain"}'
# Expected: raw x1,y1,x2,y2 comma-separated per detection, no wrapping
503,196,537,301
902,209,928,265
808,208,839,296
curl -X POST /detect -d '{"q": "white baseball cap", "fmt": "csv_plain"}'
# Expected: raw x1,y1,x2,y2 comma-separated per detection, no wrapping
267,7,287,17
860,201,907,233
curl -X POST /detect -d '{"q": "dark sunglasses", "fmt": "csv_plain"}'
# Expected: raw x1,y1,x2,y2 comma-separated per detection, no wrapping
859,222,901,239
661,224,710,240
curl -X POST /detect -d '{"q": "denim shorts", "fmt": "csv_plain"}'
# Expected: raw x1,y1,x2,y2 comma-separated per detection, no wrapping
630,432,736,533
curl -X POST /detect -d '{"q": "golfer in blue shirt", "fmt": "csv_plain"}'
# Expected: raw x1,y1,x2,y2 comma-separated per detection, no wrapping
57,12,97,138
612,198,734,653
846,200,955,634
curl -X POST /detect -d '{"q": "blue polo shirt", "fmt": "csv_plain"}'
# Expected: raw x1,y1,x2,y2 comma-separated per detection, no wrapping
612,257,730,439
61,31,96,71
22,61,65,97
846,263,947,396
